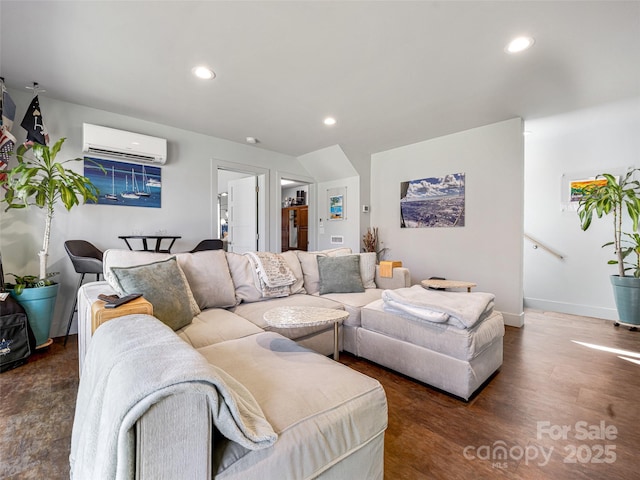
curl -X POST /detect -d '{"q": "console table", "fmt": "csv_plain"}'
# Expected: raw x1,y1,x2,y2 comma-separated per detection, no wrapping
118,235,181,253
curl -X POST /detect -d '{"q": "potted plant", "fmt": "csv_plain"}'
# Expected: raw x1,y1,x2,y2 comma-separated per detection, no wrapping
577,169,640,327
0,138,100,347
362,226,388,262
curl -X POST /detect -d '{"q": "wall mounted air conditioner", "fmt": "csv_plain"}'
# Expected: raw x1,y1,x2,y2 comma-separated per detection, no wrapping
82,123,167,164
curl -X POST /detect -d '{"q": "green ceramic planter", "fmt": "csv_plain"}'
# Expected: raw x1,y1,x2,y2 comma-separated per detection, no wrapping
10,283,59,347
610,275,640,326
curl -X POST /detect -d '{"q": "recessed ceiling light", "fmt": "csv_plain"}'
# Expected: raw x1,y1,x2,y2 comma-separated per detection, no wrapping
505,36,535,54
246,136,258,144
323,117,337,126
192,65,215,80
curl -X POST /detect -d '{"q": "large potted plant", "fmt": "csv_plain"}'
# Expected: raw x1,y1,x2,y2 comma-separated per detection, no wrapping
1,138,100,347
577,169,640,327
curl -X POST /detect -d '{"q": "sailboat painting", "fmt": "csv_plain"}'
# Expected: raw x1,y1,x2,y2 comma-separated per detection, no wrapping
84,157,162,208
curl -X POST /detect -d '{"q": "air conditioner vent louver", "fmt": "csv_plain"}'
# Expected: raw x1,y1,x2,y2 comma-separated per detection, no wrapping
82,123,167,165
85,147,157,163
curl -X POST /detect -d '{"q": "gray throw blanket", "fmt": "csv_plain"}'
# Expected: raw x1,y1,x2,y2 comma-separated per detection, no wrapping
382,285,495,329
70,315,277,480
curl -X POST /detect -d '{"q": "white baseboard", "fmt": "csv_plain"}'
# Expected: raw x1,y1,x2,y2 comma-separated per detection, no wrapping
501,311,525,328
524,297,618,321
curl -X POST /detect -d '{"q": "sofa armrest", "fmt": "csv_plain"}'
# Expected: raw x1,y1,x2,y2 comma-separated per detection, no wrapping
374,266,411,290
77,281,117,375
136,391,212,480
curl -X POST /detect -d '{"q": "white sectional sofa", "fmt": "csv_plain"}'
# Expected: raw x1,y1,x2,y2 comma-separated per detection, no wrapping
73,247,410,479
72,246,504,478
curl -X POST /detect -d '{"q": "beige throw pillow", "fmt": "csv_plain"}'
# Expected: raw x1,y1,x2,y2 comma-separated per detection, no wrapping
175,250,237,309
280,250,306,294
225,252,264,303
296,251,327,295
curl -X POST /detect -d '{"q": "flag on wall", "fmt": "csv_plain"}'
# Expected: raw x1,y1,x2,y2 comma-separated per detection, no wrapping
0,85,17,184
1,88,17,131
20,95,49,146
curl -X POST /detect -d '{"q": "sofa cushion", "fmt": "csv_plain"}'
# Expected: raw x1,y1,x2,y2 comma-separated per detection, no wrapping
175,250,237,309
296,251,326,295
279,250,306,294
313,247,352,256
361,299,505,361
178,308,263,349
226,252,263,303
103,249,171,292
335,252,376,289
322,288,386,327
197,332,387,478
111,257,200,331
317,255,365,294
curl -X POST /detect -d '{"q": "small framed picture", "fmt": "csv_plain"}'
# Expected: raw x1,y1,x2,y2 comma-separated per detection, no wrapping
329,194,344,220
569,178,608,204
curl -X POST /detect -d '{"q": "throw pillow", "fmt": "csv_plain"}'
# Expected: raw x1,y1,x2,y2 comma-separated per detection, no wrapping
175,250,237,309
280,250,306,294
225,252,263,303
103,249,171,293
336,252,377,289
317,255,365,294
111,257,200,331
296,251,327,295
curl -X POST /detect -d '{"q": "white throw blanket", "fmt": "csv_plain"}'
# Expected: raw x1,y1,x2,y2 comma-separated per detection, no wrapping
70,315,277,480
382,285,495,329
245,251,296,297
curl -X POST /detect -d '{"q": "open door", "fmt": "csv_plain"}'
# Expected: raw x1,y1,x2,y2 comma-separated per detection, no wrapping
227,176,258,253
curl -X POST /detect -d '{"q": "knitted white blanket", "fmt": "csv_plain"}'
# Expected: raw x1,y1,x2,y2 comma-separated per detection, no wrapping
70,315,277,480
382,285,495,329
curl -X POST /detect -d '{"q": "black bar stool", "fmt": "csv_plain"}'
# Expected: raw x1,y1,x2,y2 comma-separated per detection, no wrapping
190,239,224,252
64,240,103,346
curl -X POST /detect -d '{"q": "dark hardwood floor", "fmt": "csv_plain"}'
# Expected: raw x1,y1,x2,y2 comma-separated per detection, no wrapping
1,309,639,479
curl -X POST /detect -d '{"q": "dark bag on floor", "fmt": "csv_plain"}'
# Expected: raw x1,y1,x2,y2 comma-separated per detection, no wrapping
0,296,37,372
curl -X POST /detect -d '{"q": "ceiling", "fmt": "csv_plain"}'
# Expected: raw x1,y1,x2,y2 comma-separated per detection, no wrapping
1,1,639,159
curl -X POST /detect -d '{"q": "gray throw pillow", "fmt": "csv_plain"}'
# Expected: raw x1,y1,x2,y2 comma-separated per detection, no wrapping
111,257,200,331
317,255,365,294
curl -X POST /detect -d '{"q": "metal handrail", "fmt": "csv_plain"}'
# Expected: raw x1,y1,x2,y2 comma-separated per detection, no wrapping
524,233,564,260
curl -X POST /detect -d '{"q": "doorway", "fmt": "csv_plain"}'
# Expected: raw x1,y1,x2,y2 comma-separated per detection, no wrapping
217,168,266,253
280,177,313,252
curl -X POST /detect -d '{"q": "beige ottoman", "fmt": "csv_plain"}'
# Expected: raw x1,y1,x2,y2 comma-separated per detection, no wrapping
358,299,504,400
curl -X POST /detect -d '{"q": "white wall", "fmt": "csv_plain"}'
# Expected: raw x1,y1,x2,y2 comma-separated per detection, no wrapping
0,89,309,336
299,145,361,253
524,98,640,320
371,118,524,326
316,176,361,252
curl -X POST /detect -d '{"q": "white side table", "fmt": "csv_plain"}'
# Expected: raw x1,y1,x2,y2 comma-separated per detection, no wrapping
421,279,477,293
263,306,348,360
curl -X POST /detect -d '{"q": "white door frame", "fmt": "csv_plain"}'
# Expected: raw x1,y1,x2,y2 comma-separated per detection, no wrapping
212,159,269,251
277,171,316,252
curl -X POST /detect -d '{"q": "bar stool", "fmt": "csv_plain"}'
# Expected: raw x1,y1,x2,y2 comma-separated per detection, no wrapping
64,240,103,346
190,239,224,252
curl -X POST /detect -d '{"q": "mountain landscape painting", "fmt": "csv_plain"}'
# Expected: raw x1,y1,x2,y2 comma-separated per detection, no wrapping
400,172,465,228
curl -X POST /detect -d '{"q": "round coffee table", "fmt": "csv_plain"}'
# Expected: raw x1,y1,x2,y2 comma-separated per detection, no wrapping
420,279,477,293
263,306,348,360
